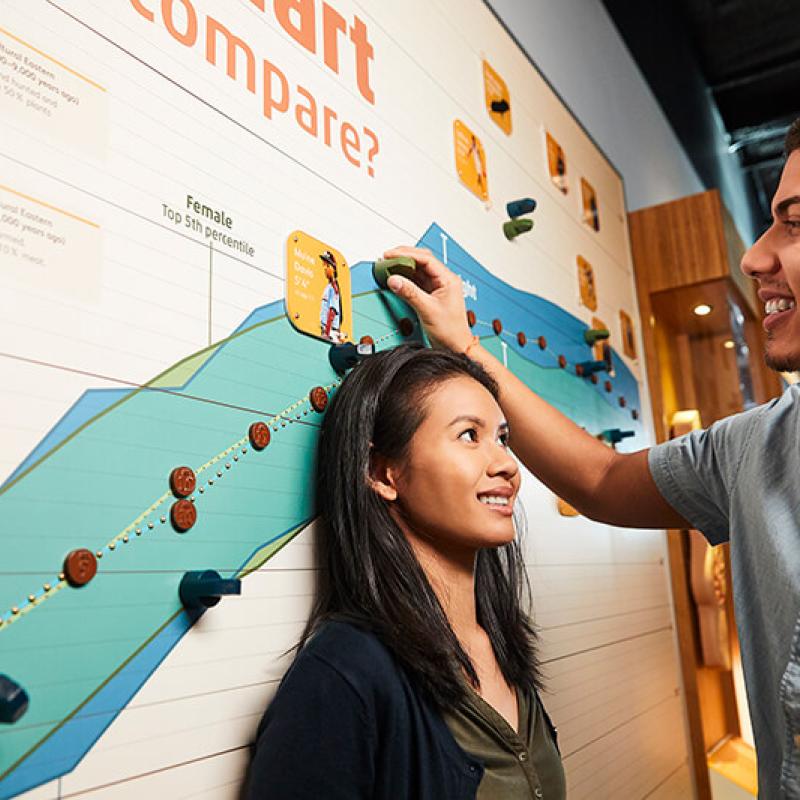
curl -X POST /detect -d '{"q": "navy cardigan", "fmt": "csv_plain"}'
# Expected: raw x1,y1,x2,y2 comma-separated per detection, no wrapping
245,621,485,799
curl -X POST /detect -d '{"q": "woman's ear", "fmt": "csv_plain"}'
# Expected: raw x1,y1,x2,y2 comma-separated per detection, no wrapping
368,449,399,502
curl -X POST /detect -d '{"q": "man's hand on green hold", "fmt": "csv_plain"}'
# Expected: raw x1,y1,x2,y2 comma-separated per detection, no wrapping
382,246,474,353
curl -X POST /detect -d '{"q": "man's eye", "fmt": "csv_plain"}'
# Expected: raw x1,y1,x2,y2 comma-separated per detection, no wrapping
498,432,510,448
785,219,800,232
459,428,478,443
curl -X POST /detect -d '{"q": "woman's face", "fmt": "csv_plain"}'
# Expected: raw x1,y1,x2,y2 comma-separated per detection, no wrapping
387,375,521,553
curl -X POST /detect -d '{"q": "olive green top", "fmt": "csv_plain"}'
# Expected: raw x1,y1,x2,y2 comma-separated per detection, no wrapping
442,686,566,799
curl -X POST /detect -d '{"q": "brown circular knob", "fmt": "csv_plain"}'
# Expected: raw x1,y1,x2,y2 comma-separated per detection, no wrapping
618,396,627,408
558,355,567,369
310,386,329,413
604,380,612,393
517,332,527,347
632,409,639,420
537,336,547,350
359,335,374,346
249,422,271,451
466,310,476,327
63,548,97,588
169,466,196,498
492,319,502,335
171,499,197,533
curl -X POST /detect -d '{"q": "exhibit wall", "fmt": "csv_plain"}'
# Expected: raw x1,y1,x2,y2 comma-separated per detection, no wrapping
1,1,691,797
487,0,707,215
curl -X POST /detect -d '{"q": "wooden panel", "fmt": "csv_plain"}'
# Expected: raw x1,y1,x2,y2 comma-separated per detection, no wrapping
628,190,729,293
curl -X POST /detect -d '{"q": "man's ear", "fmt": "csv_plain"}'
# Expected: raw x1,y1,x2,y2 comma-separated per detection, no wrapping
368,449,400,502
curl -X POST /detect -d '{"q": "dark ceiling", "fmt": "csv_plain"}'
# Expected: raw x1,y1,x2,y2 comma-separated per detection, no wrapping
602,0,800,234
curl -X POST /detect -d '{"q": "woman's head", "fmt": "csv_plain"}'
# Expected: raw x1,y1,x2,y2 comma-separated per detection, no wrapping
308,345,539,704
319,345,520,559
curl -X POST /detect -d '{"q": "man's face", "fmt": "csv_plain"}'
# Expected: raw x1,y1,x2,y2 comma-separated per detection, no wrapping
741,150,800,372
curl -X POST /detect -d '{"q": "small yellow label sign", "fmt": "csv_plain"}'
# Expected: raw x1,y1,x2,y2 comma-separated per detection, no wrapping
285,230,352,344
577,256,598,311
556,496,580,517
581,178,600,231
546,132,568,194
454,120,489,201
483,61,512,135
620,309,637,359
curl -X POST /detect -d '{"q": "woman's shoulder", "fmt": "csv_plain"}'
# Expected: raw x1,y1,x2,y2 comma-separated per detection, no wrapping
291,619,400,697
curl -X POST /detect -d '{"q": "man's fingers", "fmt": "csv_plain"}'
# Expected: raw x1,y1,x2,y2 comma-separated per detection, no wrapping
383,246,453,291
386,274,430,313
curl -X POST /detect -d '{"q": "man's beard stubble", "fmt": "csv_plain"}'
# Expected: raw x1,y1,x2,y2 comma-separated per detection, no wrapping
764,333,800,373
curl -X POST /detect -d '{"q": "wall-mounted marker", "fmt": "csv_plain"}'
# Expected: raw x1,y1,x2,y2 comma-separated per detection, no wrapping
373,256,417,289
503,219,533,240
599,429,635,446
170,499,197,533
0,674,29,724
491,99,510,114
506,198,537,218
179,570,241,610
504,197,536,240
169,466,197,498
329,341,375,375
583,328,610,346
575,360,608,377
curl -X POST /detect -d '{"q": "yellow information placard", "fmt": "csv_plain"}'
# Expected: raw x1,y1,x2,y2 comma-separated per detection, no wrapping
285,230,352,344
581,177,600,231
454,120,489,201
620,309,637,359
591,316,613,375
483,60,512,135
546,132,568,193
577,255,598,311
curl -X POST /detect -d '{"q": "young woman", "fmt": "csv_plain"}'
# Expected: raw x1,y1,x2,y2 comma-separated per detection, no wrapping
245,345,565,799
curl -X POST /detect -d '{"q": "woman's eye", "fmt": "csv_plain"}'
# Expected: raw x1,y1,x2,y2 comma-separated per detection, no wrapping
459,428,478,443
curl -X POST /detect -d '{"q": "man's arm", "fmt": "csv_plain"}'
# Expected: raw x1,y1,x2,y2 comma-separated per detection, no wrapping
383,246,689,530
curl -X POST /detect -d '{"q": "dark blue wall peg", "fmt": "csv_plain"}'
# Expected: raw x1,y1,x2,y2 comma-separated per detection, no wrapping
575,360,608,377
179,570,241,610
0,674,29,724
329,341,375,375
599,428,635,446
583,328,610,345
372,256,416,289
506,198,537,218
503,218,534,240
491,98,510,114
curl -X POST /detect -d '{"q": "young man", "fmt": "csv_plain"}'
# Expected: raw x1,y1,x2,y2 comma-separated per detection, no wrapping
384,120,800,798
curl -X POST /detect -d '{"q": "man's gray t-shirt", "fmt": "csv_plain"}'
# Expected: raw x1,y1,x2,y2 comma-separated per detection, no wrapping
649,384,800,799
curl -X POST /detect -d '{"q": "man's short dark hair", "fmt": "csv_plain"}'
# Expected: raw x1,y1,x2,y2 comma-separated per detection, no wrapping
785,118,800,156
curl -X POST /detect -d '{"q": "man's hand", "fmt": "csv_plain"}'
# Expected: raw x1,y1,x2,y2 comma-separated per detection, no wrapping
382,246,473,352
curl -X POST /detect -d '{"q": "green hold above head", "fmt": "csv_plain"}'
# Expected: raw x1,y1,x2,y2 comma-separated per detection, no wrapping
373,256,417,289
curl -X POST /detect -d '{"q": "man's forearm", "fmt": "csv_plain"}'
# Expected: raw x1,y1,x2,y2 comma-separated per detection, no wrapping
465,342,687,529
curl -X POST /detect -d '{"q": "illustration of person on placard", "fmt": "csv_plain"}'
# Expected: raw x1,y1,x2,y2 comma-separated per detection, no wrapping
554,151,567,193
319,250,343,342
467,134,487,195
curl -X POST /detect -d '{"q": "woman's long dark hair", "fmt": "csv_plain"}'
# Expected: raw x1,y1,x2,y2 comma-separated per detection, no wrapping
301,344,541,707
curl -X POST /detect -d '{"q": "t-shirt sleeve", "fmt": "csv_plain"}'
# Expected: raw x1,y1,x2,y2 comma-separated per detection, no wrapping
647,407,763,546
245,651,376,799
